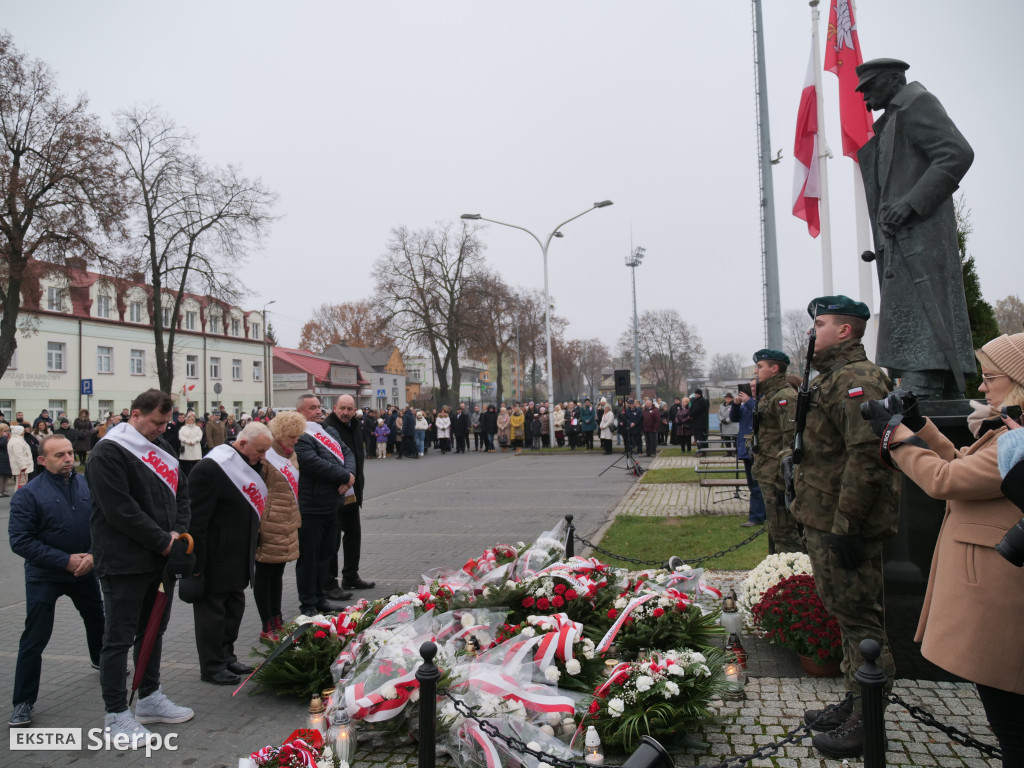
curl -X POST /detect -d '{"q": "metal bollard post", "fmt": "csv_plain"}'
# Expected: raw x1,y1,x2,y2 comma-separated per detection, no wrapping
855,638,888,768
564,514,575,558
417,641,441,768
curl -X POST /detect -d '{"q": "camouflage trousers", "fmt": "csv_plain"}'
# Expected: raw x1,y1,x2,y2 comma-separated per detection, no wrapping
804,527,895,709
762,485,806,555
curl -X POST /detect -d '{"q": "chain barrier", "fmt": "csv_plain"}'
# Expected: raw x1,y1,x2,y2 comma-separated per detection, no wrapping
573,526,767,568
887,691,1002,760
439,689,854,768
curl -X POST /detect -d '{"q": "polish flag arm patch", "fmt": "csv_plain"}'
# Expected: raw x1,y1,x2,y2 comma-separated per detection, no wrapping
848,386,864,398
778,399,788,406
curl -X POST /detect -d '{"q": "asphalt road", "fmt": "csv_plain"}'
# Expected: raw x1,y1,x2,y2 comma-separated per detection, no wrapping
0,447,634,766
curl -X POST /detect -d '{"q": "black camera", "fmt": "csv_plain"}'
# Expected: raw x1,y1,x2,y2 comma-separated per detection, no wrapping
859,389,920,421
996,519,1024,567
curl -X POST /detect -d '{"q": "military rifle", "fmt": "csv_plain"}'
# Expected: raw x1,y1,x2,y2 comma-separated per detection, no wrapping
791,306,818,464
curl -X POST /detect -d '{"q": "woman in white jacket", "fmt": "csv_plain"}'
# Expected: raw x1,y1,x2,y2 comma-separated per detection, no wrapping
8,426,34,490
436,408,452,454
177,413,204,476
599,405,617,455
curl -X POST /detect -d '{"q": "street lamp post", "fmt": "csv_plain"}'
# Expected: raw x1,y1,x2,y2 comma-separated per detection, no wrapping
462,201,613,447
262,300,276,409
625,247,645,402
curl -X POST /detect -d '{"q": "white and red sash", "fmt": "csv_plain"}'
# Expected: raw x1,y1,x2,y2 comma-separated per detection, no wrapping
102,422,180,495
206,444,268,519
264,446,299,500
304,422,347,465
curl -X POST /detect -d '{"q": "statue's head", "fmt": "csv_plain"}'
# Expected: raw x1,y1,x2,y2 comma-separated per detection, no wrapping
855,58,909,111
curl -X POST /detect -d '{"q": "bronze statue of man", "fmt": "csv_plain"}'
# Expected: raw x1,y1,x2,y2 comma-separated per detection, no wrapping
856,58,975,398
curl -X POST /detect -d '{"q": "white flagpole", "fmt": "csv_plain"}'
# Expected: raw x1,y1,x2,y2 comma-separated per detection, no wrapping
810,0,834,294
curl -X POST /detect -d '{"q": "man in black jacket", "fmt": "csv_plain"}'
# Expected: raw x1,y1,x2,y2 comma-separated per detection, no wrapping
323,395,374,595
87,389,194,743
8,435,105,727
187,422,272,685
295,394,356,614
480,404,498,452
689,388,710,453
452,404,470,453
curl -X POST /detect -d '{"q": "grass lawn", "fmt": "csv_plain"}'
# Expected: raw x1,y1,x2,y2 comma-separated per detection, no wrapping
640,467,698,484
590,514,768,571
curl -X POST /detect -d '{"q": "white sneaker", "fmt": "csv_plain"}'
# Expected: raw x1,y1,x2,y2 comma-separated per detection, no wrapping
135,687,195,724
104,710,152,747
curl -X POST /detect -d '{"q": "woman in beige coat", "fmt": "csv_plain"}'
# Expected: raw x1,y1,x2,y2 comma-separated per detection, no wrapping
8,426,34,490
889,333,1024,764
254,410,304,641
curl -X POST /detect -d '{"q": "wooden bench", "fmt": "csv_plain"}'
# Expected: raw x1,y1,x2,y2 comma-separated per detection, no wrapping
697,449,746,507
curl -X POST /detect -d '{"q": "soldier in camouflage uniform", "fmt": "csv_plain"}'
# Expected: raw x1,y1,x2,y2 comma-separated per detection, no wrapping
789,296,900,760
750,349,804,554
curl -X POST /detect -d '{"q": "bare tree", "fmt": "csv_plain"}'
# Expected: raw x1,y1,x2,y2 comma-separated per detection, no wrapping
994,294,1024,335
0,32,125,378
577,338,611,401
706,352,744,383
782,309,811,369
373,222,484,405
298,299,394,353
617,309,704,399
552,336,584,401
113,106,277,391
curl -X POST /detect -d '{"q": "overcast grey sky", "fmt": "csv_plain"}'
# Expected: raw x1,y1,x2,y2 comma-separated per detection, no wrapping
5,1,1021,368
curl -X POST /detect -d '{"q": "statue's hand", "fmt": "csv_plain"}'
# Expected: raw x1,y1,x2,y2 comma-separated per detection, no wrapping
879,200,913,234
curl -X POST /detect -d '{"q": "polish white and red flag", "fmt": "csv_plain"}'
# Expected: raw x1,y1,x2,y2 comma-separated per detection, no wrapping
825,0,874,159
792,40,821,238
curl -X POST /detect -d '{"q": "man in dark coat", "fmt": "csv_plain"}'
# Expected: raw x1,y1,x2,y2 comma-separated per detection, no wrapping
452,404,470,454
480,404,498,452
624,398,643,454
323,395,374,593
688,389,710,453
8,435,104,727
294,395,356,614
187,423,272,685
856,58,975,397
87,389,194,742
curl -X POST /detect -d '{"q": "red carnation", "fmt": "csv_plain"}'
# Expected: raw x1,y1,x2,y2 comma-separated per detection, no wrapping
424,603,436,611
314,630,327,639
537,597,551,611
565,589,579,600
522,596,535,608
589,700,600,714
607,609,618,619
552,595,565,608
554,584,566,595
652,607,665,618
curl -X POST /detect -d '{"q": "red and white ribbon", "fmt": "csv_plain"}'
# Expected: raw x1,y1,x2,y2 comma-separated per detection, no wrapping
463,723,503,768
463,669,575,715
264,446,299,500
595,593,659,654
345,669,419,722
304,422,348,465
534,614,583,667
206,444,267,519
102,422,180,494
372,595,418,626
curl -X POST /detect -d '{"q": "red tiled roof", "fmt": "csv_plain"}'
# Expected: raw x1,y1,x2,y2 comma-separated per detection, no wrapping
273,347,371,387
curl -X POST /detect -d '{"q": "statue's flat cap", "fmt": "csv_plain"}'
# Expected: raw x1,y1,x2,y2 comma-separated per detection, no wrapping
855,58,910,91
753,349,791,366
807,295,871,321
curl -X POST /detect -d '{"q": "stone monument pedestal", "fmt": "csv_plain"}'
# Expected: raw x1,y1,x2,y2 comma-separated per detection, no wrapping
883,399,973,681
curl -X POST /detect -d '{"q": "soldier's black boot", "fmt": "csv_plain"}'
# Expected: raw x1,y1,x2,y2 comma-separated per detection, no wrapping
803,697,853,731
812,713,877,759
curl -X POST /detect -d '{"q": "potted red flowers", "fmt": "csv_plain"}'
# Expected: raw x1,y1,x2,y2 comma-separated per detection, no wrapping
750,573,843,676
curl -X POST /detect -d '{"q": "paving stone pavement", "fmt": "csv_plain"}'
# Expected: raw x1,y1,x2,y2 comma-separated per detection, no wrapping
0,448,1001,767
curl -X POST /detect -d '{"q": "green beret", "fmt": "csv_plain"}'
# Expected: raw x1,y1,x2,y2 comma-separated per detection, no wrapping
753,349,790,366
807,295,871,320
855,58,909,91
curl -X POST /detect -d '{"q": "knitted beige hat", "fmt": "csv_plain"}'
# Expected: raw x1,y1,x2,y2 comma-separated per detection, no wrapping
976,333,1024,387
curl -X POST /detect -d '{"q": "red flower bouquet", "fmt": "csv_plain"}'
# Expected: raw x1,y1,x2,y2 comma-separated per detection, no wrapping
750,574,842,664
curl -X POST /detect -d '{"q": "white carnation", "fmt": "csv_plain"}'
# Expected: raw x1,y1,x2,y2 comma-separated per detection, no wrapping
635,675,653,692
521,627,536,637
664,681,680,696
527,741,542,752
381,684,398,700
614,597,627,610
608,698,625,717
461,613,475,628
566,659,581,675
540,725,555,736
667,665,685,677
410,687,420,703
545,666,561,683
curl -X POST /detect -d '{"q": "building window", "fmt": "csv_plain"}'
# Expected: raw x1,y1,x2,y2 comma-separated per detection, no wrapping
0,399,14,415
252,361,263,382
48,400,67,414
186,354,198,378
211,401,220,410
230,318,240,337
232,359,242,380
130,349,145,375
209,356,220,379
162,306,173,328
185,310,197,331
251,322,261,340
47,342,66,372
208,314,220,334
233,401,242,418
97,346,113,374
130,301,143,323
96,295,112,319
98,400,114,418
47,287,63,312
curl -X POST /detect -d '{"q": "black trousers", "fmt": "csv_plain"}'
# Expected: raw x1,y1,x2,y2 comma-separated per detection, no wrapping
582,431,595,449
695,429,709,451
192,589,245,676
14,577,105,706
253,562,286,626
296,513,337,611
327,506,362,585
455,435,468,452
977,683,1024,768
644,431,658,456
98,571,169,713
473,431,484,449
